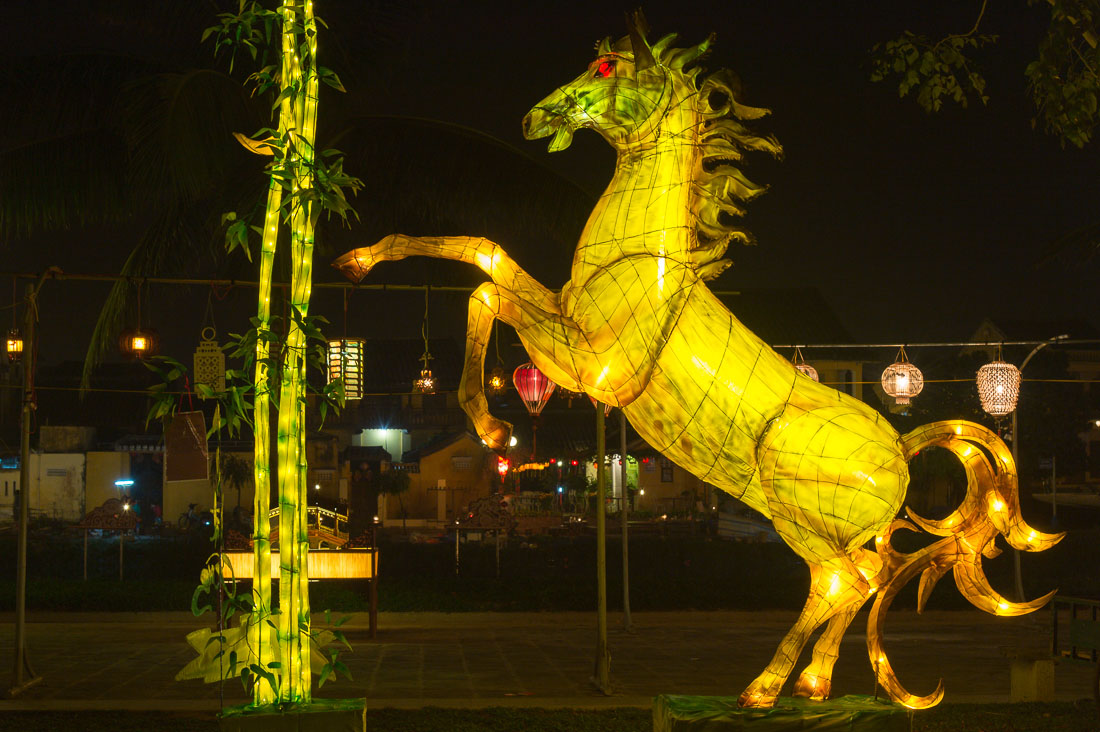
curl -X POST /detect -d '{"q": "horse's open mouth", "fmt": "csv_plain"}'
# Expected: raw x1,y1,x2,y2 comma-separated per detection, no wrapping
523,109,574,152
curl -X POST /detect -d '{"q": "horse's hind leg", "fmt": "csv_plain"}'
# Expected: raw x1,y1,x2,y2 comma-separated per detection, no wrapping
792,550,880,700
739,562,870,708
460,282,585,450
791,603,862,700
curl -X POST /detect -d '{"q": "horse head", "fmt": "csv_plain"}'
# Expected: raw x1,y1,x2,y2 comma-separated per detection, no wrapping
522,11,712,152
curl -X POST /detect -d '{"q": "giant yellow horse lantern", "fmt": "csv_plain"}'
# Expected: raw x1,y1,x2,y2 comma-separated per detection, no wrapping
335,13,1062,709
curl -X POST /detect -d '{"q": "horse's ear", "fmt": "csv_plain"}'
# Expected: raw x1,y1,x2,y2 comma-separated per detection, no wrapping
625,9,656,71
596,36,612,56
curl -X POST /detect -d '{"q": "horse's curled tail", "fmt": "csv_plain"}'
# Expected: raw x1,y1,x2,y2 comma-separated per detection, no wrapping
866,420,1064,709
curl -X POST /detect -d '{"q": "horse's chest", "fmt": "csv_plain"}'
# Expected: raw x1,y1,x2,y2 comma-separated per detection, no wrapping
564,257,694,349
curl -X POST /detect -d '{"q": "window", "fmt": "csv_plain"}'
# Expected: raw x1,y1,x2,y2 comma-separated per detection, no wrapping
660,458,673,483
46,468,68,477
451,456,472,471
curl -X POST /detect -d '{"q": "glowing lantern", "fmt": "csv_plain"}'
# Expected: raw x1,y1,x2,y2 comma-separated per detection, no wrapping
513,362,556,416
486,365,507,394
881,347,923,405
513,362,556,458
5,328,22,361
119,328,158,359
976,360,1020,417
328,338,365,401
497,456,510,477
791,347,818,382
414,369,435,394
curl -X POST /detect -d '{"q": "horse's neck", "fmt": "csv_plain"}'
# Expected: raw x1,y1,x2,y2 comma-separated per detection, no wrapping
570,113,697,286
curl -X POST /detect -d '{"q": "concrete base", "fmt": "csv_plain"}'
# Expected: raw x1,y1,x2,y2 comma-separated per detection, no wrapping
219,698,366,732
653,695,909,732
1010,659,1055,702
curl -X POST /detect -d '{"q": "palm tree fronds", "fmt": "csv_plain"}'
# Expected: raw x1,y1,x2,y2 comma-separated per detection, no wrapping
0,128,130,239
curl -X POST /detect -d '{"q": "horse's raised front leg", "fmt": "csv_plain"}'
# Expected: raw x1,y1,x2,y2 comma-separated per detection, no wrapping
739,561,870,708
332,235,560,314
462,281,586,450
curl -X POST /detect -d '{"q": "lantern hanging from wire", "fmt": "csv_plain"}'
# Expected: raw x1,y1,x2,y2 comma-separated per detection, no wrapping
120,281,157,359
588,394,613,417
791,346,819,382
5,280,20,362
881,346,923,405
5,328,22,362
513,361,556,457
976,347,1020,417
328,337,365,400
486,322,508,394
414,288,435,394
194,326,226,393
328,290,365,400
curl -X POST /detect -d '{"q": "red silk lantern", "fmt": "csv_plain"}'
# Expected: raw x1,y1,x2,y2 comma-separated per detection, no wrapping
588,394,613,416
513,362,556,458
513,362,556,416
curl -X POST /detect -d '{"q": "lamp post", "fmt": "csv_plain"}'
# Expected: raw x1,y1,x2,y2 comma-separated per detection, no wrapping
10,268,58,696
1009,333,1069,601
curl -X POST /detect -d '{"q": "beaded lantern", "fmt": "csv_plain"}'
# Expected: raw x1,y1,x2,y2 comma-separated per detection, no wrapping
791,347,819,382
976,359,1020,416
327,337,365,401
881,346,923,405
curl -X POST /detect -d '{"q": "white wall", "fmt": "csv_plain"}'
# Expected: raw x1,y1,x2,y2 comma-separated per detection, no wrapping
0,452,85,522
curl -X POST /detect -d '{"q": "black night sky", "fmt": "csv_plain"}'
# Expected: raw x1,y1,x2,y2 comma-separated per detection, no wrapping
5,0,1099,369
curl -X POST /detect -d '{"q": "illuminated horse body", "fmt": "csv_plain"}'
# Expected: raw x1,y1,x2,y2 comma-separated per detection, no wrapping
335,18,1062,709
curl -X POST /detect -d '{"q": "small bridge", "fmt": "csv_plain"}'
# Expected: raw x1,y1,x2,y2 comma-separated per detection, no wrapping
265,506,349,549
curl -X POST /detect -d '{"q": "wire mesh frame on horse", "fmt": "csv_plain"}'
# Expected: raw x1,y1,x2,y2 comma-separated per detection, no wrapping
333,13,1063,710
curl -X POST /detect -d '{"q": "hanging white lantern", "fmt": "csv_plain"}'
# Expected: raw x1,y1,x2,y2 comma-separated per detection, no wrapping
881,346,923,405
790,347,818,382
328,338,365,400
976,360,1020,416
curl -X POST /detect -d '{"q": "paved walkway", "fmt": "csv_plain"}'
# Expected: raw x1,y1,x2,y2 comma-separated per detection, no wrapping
0,610,1094,711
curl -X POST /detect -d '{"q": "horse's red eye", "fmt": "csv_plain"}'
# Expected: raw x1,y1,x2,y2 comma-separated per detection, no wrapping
595,61,615,78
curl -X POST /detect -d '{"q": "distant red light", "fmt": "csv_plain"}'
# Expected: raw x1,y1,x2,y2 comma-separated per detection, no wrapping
642,457,649,464
570,460,578,466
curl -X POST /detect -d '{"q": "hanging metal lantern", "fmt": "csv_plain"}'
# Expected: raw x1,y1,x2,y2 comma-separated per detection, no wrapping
486,365,508,394
327,337,365,400
513,362,556,417
791,346,818,382
119,328,158,359
5,328,22,362
881,346,923,405
414,368,435,394
194,327,226,393
976,359,1020,416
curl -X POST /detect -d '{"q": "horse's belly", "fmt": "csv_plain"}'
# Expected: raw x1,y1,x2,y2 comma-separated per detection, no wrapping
758,405,908,561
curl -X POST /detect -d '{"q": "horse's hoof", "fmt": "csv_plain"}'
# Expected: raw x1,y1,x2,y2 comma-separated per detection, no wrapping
737,688,776,708
792,673,830,701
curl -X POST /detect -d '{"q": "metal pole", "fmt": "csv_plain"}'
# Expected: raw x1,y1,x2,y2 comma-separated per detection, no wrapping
593,404,611,694
10,282,41,696
1010,334,1068,602
119,532,124,582
1052,456,1058,524
619,410,632,632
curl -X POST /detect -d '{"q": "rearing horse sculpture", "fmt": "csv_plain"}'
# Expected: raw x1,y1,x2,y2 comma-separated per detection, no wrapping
335,15,1063,709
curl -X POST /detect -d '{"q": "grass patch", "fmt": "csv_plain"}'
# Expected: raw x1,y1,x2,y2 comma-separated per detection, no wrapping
0,704,1095,732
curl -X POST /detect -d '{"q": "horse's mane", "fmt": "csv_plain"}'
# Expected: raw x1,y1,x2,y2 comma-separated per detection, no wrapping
613,32,784,280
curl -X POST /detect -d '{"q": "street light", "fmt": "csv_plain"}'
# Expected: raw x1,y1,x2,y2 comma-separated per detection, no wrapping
1009,333,1069,601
